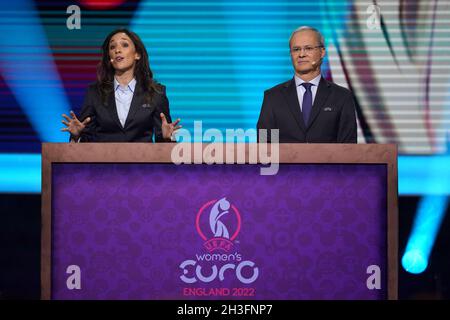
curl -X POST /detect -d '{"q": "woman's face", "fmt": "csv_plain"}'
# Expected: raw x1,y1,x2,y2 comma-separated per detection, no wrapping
108,32,140,75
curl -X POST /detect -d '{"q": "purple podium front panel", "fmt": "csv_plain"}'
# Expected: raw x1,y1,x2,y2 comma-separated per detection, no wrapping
51,163,387,299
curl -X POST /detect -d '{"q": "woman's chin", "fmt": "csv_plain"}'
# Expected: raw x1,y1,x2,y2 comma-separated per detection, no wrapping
114,65,135,74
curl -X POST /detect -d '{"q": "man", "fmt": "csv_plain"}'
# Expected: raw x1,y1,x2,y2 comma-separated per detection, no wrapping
257,26,357,143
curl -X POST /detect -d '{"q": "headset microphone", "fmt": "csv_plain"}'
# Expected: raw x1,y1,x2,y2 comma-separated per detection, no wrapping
311,57,322,66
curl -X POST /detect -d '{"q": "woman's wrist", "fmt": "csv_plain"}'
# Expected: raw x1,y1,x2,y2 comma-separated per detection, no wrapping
70,134,81,142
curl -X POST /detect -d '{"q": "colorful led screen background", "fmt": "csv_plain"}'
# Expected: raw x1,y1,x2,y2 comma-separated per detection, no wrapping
0,0,449,154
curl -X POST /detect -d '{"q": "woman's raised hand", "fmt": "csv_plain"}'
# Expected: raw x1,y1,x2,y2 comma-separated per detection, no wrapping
61,111,91,139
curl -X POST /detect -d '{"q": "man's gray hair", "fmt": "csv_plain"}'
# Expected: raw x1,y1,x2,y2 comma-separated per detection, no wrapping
289,26,325,47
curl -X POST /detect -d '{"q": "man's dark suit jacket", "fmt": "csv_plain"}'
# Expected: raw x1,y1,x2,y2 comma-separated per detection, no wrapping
74,82,172,142
257,77,357,143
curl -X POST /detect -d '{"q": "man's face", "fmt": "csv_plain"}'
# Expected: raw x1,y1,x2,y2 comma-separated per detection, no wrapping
290,30,325,76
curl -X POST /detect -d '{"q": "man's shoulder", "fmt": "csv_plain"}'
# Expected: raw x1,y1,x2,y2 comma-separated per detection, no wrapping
263,77,353,97
325,79,352,97
264,79,293,95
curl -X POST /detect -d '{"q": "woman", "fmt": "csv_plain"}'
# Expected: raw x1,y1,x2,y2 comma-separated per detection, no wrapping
61,28,180,142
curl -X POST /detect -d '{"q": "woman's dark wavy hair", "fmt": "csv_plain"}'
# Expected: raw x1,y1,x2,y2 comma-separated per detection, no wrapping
96,28,162,105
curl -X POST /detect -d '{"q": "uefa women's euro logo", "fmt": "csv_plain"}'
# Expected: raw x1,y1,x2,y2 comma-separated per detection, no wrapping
196,197,241,252
179,197,259,291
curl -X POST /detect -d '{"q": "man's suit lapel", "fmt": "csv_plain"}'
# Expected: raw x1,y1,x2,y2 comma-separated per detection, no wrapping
282,78,306,132
307,77,331,129
107,90,124,131
124,84,143,129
